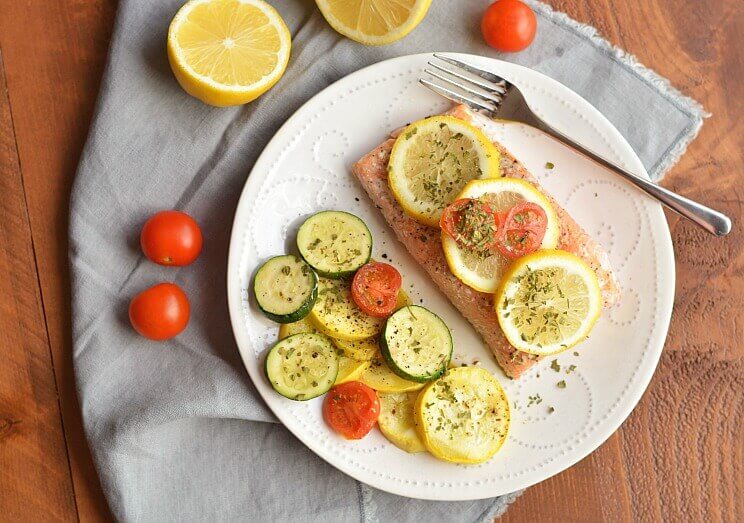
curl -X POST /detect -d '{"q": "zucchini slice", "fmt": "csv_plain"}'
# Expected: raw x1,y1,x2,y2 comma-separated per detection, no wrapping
414,367,510,464
297,211,372,278
309,278,384,341
277,318,366,386
378,392,426,453
381,306,453,382
359,355,424,393
254,255,317,324
265,333,338,401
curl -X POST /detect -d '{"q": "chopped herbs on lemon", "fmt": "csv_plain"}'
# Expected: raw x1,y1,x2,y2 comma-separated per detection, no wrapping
315,0,432,46
388,116,500,226
495,250,602,355
442,178,559,293
167,0,291,106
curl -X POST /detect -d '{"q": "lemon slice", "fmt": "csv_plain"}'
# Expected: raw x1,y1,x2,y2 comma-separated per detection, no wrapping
442,178,559,293
315,0,432,46
388,116,500,226
495,250,602,355
167,0,291,106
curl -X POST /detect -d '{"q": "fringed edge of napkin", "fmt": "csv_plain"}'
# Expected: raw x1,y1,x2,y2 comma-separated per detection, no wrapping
528,0,709,181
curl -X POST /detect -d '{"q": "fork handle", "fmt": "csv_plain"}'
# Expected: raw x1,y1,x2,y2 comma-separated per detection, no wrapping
531,119,732,236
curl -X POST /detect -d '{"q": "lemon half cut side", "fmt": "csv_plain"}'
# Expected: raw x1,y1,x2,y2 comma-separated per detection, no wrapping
315,0,433,46
167,0,291,106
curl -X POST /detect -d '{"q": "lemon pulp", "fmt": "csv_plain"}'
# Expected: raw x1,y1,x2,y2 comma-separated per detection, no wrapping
315,0,432,45
168,0,291,106
388,116,500,226
496,250,602,355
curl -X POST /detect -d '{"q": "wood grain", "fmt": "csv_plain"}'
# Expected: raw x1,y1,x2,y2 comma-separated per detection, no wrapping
0,0,117,520
0,50,78,521
502,0,744,521
0,0,740,521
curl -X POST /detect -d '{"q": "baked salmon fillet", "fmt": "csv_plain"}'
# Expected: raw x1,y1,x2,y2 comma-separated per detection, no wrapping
352,105,621,379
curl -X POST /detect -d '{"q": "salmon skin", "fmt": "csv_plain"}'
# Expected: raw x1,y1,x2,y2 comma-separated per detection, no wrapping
352,105,620,379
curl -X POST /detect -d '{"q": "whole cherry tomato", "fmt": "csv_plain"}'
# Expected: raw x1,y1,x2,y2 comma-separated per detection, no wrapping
351,261,402,318
481,0,537,53
129,282,190,340
141,210,203,266
323,381,380,440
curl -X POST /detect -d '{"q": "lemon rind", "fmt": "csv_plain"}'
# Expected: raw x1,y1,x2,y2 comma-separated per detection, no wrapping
495,249,602,356
315,0,432,46
389,116,501,226
442,177,560,293
167,0,291,106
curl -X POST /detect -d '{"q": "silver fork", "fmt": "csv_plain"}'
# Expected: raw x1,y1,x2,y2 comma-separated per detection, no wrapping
421,54,732,236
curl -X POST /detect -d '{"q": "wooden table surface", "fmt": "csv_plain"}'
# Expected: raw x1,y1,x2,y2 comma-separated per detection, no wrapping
0,0,741,520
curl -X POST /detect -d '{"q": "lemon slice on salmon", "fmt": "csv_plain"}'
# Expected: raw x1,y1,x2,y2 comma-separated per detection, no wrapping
167,0,291,106
442,178,559,293
495,250,602,355
315,0,433,46
388,116,501,227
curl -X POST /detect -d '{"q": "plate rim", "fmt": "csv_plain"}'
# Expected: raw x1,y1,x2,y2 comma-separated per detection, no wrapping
226,52,676,500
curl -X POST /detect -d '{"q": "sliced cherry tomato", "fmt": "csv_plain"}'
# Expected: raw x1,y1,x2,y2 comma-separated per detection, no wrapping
323,381,381,440
440,198,499,253
141,210,203,266
495,202,547,259
351,261,402,318
481,0,537,53
129,282,190,340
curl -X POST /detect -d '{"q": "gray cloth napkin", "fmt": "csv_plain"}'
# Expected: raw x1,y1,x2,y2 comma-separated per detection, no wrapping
70,1,705,521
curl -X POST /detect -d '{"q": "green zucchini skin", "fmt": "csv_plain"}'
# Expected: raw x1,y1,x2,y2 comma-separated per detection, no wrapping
380,306,453,383
296,210,372,279
254,255,318,324
264,333,339,400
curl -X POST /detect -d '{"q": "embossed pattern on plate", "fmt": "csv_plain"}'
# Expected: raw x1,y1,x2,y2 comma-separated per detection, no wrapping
227,54,675,500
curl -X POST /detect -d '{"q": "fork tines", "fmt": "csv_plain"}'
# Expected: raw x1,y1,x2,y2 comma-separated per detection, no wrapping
421,54,513,116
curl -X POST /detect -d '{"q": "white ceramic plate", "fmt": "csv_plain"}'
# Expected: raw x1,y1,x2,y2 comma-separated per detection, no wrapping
227,53,675,500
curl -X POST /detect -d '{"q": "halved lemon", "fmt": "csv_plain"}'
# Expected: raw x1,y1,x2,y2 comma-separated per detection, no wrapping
167,0,291,106
442,178,560,293
495,250,602,355
388,116,501,226
315,0,432,46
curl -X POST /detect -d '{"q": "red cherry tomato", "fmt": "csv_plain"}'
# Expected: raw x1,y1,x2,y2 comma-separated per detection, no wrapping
129,283,190,340
440,198,500,252
141,210,203,266
495,202,547,259
351,262,402,318
323,381,380,440
481,0,537,52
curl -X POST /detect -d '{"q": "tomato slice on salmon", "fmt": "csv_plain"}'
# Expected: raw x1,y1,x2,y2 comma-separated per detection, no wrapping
323,381,381,439
495,202,547,259
440,198,500,253
351,261,402,318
